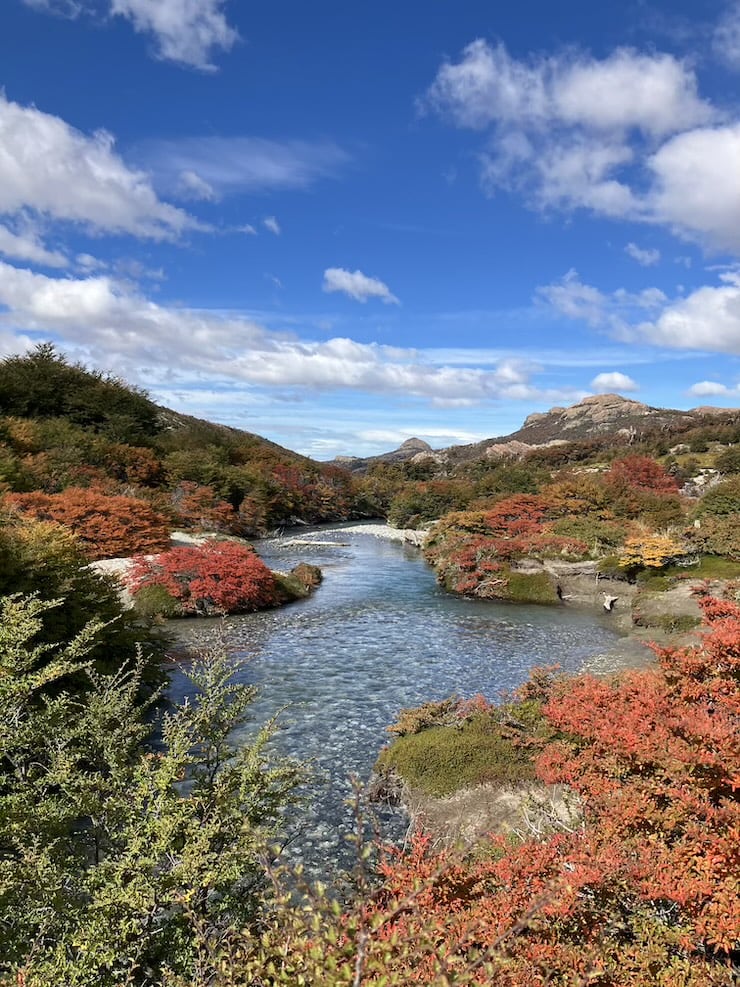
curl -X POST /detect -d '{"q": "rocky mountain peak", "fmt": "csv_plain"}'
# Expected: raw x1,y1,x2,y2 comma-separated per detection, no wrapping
399,437,433,453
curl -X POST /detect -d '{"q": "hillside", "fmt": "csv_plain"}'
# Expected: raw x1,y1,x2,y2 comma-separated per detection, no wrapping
0,344,363,550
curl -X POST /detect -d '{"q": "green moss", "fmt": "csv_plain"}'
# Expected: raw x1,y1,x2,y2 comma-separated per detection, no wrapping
375,714,537,797
272,572,311,602
132,584,181,619
633,611,701,634
637,555,740,589
503,571,559,605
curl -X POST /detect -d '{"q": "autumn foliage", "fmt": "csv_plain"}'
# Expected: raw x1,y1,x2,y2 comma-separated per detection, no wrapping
233,597,739,985
3,487,171,559
607,454,680,495
128,540,280,615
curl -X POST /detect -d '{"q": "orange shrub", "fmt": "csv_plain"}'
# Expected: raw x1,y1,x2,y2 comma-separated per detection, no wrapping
4,487,171,559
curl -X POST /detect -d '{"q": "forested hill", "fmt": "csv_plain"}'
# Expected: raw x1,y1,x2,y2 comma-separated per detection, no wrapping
0,344,366,556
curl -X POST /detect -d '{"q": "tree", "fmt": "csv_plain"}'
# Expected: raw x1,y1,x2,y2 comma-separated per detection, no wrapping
0,343,159,443
0,596,300,985
618,532,687,571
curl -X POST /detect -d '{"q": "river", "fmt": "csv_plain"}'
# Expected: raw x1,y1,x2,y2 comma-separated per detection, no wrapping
167,523,645,879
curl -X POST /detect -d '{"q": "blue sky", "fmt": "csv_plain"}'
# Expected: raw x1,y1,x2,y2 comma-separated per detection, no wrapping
1,0,740,457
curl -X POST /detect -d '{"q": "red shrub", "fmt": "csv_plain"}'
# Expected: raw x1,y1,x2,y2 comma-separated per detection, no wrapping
128,540,279,615
352,597,740,982
4,487,171,559
608,455,680,494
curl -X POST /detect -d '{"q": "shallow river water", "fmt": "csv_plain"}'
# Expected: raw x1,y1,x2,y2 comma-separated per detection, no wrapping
167,524,645,878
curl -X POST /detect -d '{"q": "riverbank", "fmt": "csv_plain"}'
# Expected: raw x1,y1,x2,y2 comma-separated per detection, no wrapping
273,520,707,653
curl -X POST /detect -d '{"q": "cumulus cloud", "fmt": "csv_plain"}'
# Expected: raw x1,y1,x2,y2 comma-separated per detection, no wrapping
646,124,740,252
424,42,712,136
424,40,740,253
110,0,238,70
24,0,239,71
0,93,196,241
590,371,639,392
636,270,740,354
263,216,281,236
625,242,660,266
0,260,575,405
541,268,740,356
177,170,217,202
137,137,350,199
539,268,666,333
688,380,738,396
323,267,399,304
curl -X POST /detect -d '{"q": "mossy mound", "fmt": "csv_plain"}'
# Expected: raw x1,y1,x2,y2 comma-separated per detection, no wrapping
273,563,323,603
503,570,560,604
375,713,538,797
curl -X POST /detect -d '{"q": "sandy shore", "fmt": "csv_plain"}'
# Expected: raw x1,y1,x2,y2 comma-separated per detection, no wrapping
277,522,428,548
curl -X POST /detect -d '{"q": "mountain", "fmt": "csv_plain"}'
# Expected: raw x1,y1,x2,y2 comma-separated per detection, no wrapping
334,395,740,472
333,437,433,473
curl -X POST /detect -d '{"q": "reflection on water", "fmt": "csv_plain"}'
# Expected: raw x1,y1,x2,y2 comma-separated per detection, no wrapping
167,524,644,878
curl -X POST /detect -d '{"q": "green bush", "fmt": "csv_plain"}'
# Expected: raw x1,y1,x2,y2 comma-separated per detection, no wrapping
551,516,625,552
695,476,740,517
714,446,740,474
0,343,159,443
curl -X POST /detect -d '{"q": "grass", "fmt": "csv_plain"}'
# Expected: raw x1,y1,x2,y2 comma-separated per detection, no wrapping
637,555,740,591
375,713,538,797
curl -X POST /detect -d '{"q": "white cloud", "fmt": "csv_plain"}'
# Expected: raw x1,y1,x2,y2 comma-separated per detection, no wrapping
541,268,740,356
263,216,281,236
0,223,67,268
323,267,399,305
0,94,196,241
424,40,740,254
177,170,216,201
0,260,576,405
541,269,667,332
625,242,660,266
714,2,740,71
425,41,713,136
647,124,740,252
688,380,736,396
75,253,107,272
24,0,238,71
553,49,713,137
637,270,740,354
138,137,350,198
356,427,487,446
21,0,83,14
590,371,639,392
110,0,237,70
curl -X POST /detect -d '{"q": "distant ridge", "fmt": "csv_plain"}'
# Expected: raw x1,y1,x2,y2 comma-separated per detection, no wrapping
333,394,740,472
